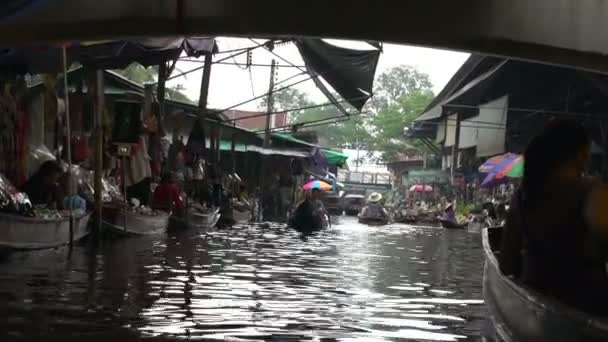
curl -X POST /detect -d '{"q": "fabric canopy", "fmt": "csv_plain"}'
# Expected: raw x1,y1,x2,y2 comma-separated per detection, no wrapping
296,39,380,111
322,149,348,167
272,133,348,166
0,37,216,74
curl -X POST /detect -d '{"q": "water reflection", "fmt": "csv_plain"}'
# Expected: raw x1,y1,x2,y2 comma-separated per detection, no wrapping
0,217,485,341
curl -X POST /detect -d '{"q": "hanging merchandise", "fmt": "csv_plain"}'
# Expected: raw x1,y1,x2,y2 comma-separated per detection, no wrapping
0,82,17,185
14,77,28,187
112,100,141,144
70,135,90,163
0,173,33,216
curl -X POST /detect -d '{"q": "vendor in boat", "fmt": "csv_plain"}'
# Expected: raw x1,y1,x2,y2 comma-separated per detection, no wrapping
21,160,63,208
500,120,608,315
289,189,324,233
151,172,185,215
439,202,456,223
359,192,389,219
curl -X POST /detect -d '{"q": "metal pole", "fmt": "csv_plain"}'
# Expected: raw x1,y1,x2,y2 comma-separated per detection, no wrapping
94,70,104,236
62,46,74,246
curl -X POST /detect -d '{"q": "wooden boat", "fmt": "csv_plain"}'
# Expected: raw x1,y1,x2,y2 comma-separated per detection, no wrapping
483,227,608,341
0,211,91,250
358,215,389,226
169,207,220,230
233,208,251,223
439,219,466,229
102,206,169,235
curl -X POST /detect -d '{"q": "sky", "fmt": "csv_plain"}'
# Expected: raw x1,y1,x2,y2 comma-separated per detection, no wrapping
166,37,470,112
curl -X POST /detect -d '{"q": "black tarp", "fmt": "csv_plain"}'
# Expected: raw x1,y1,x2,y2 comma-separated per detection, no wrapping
296,39,380,111
0,37,216,74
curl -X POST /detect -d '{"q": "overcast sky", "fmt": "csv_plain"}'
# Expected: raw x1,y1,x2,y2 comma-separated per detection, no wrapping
166,37,470,111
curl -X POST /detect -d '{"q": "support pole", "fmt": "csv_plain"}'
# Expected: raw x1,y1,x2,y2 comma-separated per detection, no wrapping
198,52,213,157
62,46,74,246
157,62,167,119
260,51,276,221
264,59,277,148
94,70,104,236
231,127,236,174
451,112,462,185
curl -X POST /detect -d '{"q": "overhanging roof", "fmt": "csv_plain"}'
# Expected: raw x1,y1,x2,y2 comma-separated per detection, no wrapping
3,1,608,73
415,60,508,121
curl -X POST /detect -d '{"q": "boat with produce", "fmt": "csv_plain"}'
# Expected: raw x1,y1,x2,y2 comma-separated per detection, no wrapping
0,210,92,250
343,194,365,216
483,227,608,341
102,205,169,235
169,207,220,230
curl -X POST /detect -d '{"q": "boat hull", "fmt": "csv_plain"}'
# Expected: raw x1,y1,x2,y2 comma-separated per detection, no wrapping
170,208,220,230
440,219,466,229
102,207,169,235
233,209,251,223
0,211,91,250
358,216,389,226
483,227,608,342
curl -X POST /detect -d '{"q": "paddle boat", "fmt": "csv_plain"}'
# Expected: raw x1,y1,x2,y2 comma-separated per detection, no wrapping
102,205,169,235
357,192,390,226
0,210,92,250
483,227,608,341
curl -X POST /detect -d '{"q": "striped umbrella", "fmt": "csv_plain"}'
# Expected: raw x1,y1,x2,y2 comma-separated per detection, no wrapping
481,154,524,187
303,180,333,191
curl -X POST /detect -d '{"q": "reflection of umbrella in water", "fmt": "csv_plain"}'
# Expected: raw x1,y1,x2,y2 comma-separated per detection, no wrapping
303,180,333,191
480,153,523,187
409,184,433,193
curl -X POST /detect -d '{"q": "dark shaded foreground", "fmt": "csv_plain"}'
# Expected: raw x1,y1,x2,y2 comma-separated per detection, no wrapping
0,217,486,341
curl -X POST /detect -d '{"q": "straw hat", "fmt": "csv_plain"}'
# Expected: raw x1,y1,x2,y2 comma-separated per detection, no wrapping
368,192,383,203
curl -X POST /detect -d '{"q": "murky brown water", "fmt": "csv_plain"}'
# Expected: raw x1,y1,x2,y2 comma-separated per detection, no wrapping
0,217,486,341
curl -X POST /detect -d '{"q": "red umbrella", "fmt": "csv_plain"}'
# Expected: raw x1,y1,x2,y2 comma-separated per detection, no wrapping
409,184,433,193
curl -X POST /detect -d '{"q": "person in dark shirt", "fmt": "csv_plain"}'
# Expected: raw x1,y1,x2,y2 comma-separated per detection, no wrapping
500,120,608,315
21,160,63,208
289,189,323,233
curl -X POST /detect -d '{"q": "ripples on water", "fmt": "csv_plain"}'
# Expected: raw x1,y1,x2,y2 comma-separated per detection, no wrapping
0,217,486,341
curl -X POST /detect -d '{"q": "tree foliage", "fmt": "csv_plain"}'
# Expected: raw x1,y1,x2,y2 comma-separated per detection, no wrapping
261,65,436,162
115,63,194,104
371,65,432,113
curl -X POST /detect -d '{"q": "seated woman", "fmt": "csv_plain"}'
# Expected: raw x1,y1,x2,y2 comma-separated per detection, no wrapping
151,173,185,215
500,120,608,315
289,189,324,233
21,160,63,208
439,202,456,223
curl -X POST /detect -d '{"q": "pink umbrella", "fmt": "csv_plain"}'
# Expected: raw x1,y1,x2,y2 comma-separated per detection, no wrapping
409,184,433,193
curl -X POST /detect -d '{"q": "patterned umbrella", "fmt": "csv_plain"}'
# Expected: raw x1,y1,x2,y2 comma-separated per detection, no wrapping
480,153,524,187
303,180,333,191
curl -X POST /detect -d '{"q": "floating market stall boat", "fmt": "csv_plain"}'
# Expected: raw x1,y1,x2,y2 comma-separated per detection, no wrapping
169,207,220,230
483,227,608,341
102,206,169,235
0,210,92,250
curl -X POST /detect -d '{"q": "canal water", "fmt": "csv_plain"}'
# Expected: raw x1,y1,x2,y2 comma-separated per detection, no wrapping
0,217,486,341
